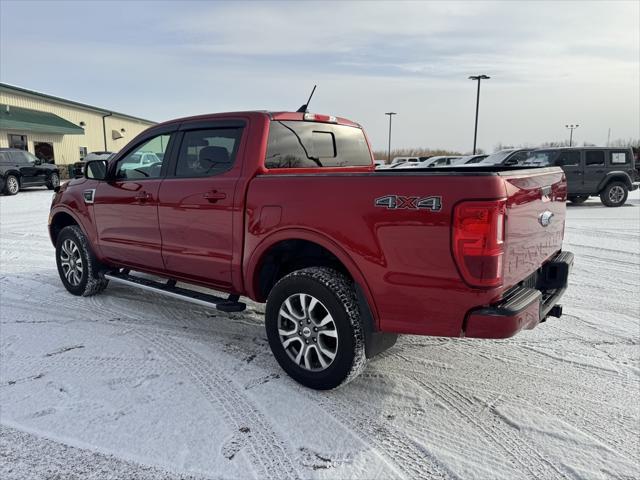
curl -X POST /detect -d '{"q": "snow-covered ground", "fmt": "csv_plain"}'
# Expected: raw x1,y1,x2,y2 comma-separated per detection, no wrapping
1,188,638,480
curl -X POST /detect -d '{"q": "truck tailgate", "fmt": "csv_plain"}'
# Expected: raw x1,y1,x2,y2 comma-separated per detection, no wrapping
501,168,567,288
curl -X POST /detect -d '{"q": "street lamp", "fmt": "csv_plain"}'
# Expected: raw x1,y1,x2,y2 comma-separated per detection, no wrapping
469,75,490,154
565,124,579,147
385,112,397,163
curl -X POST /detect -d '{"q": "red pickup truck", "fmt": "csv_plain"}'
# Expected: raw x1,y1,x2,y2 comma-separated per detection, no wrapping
49,111,573,389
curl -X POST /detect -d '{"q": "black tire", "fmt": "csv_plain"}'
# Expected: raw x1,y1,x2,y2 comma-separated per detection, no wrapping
46,172,60,190
265,267,366,390
600,182,628,207
3,174,19,195
56,225,109,296
568,195,589,204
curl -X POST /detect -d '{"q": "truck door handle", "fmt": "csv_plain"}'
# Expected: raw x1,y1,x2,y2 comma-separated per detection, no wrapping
203,191,226,202
135,191,151,202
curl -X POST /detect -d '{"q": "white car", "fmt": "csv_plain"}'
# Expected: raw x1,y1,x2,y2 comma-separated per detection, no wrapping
373,160,387,168
120,152,161,171
390,156,420,166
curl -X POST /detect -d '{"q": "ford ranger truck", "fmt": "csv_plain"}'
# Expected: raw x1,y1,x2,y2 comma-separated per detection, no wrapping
49,111,574,390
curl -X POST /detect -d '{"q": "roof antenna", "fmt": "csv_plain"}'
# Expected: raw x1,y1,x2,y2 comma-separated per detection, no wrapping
296,85,317,113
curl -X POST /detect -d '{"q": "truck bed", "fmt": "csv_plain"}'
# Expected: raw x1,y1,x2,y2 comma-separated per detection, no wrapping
245,166,567,337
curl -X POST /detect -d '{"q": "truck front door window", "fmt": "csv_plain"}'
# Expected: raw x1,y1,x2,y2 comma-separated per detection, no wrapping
115,134,169,180
557,151,580,166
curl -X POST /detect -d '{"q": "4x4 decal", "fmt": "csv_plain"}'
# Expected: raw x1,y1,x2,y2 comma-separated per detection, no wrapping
375,195,442,212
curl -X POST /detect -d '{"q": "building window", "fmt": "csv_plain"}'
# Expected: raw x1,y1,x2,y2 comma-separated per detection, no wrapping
34,142,55,164
79,147,88,160
8,134,28,150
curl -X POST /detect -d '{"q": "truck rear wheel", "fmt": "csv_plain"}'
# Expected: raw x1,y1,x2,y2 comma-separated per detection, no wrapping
265,267,366,390
600,182,628,207
56,225,109,296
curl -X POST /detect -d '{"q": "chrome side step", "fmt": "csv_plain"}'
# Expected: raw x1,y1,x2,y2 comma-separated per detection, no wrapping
104,271,246,313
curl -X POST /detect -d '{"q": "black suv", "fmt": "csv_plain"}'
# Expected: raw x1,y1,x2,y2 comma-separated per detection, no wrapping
525,147,638,207
0,148,60,195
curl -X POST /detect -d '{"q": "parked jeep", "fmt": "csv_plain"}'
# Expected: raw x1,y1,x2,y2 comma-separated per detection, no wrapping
0,148,60,195
525,147,638,207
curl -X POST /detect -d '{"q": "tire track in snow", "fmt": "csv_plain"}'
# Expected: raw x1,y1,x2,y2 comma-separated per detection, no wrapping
407,376,571,479
118,318,443,479
307,390,456,480
134,332,300,480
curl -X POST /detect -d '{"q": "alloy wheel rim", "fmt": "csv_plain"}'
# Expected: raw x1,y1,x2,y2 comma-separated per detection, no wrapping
7,177,18,194
60,239,83,286
609,186,624,203
51,174,59,187
278,293,338,371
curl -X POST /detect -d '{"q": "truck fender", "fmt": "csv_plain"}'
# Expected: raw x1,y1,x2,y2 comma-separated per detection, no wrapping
597,171,633,192
245,227,381,330
49,206,96,252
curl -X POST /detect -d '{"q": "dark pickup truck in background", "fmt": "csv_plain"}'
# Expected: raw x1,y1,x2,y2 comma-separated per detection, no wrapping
0,148,60,195
525,147,638,206
48,111,573,389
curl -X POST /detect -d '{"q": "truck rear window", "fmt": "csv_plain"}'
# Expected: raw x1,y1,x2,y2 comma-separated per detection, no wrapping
265,121,371,169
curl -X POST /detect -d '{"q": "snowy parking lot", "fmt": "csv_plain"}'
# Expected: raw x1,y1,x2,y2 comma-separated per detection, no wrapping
1,188,638,480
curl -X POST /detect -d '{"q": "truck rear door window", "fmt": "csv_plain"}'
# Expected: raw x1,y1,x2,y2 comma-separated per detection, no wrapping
265,121,371,168
585,151,604,166
175,128,243,177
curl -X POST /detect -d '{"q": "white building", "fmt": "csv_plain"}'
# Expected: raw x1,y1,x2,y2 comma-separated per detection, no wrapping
0,83,155,168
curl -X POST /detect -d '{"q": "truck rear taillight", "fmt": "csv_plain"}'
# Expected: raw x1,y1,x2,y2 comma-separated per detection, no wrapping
303,113,338,123
452,199,506,288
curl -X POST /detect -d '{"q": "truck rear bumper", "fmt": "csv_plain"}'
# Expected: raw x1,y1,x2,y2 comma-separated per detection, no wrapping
463,251,574,339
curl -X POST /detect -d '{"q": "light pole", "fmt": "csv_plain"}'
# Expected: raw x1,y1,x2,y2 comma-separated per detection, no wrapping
385,112,397,163
565,124,579,147
469,75,490,154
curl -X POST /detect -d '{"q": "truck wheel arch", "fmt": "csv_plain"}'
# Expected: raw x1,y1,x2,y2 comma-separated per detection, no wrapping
49,210,84,246
246,229,380,329
597,172,633,192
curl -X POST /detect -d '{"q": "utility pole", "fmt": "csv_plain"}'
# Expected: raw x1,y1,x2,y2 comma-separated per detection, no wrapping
385,112,397,163
469,75,490,154
607,128,611,146
565,124,579,147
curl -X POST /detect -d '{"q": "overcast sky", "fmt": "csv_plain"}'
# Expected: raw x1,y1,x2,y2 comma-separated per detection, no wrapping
1,0,638,153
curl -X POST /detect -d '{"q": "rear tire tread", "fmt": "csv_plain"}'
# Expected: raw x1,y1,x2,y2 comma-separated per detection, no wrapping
266,267,366,390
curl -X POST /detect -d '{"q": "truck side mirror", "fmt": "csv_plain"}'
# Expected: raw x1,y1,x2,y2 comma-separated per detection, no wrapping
85,160,108,180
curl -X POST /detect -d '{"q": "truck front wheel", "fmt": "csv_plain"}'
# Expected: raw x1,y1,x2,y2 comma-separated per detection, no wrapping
56,225,109,296
265,267,366,390
600,182,628,207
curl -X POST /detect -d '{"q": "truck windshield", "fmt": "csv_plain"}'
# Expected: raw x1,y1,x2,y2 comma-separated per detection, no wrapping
265,121,371,168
